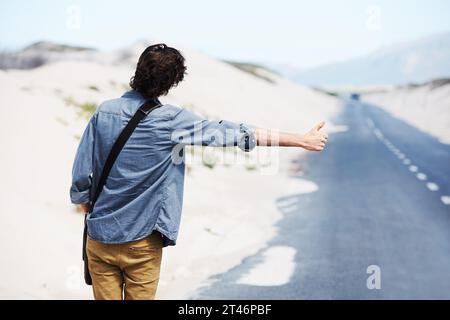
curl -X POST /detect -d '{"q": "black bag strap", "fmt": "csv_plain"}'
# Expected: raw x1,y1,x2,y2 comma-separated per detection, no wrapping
82,98,161,286
90,98,161,209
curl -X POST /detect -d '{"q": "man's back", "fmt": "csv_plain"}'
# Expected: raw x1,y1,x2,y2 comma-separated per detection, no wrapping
72,90,188,245
71,90,256,246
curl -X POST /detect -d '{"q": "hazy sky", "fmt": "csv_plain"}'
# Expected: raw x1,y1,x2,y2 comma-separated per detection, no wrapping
1,0,450,68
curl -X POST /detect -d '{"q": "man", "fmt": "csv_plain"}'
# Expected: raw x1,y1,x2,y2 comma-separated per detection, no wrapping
70,43,328,300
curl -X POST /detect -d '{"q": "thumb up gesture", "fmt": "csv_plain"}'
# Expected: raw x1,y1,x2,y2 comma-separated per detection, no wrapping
301,121,328,151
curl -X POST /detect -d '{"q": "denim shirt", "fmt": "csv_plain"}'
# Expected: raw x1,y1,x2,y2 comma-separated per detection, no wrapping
70,90,256,246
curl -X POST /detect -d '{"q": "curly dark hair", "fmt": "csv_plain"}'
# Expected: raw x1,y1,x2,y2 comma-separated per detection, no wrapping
129,43,187,99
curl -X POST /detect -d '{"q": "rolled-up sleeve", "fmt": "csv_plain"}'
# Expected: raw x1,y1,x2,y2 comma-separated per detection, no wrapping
70,113,97,204
170,108,257,152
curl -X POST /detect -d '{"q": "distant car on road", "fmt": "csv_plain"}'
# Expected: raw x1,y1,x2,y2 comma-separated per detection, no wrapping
350,93,360,101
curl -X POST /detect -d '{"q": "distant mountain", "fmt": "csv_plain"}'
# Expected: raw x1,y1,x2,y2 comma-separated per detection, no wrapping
0,41,98,70
265,62,304,80
223,61,280,83
22,41,95,53
292,32,450,86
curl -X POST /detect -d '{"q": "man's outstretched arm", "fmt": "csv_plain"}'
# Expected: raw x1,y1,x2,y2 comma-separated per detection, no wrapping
171,108,328,152
255,121,328,151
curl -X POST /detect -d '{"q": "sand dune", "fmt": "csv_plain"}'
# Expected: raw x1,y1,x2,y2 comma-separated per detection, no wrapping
363,81,450,145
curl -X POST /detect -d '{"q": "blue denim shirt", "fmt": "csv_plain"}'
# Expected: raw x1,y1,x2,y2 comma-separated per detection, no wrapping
70,90,256,246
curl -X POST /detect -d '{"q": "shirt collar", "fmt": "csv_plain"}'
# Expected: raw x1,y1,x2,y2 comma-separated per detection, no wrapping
121,90,161,105
122,90,145,101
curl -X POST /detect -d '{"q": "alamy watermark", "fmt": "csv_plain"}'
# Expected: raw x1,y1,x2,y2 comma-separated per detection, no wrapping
366,265,381,290
66,5,81,30
366,5,382,31
170,124,281,175
65,264,83,291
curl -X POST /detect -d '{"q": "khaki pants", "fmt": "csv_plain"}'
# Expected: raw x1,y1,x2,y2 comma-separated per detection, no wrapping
86,232,163,300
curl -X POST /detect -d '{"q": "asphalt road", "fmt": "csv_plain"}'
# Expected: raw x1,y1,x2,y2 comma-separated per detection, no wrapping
194,99,450,299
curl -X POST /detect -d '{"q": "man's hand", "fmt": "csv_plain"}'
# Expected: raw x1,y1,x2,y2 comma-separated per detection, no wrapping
300,121,328,151
79,202,91,214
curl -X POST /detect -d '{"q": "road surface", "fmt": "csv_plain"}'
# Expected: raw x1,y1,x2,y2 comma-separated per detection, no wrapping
194,99,450,299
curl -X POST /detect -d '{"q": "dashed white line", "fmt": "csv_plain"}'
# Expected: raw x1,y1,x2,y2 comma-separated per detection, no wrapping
373,128,384,139
371,125,445,202
416,173,427,181
426,182,440,191
441,196,450,205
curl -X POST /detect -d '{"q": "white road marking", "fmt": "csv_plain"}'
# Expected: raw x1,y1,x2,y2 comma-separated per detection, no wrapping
373,129,384,139
441,196,450,205
236,246,296,286
376,131,410,165
416,173,427,181
426,182,440,191
371,123,445,205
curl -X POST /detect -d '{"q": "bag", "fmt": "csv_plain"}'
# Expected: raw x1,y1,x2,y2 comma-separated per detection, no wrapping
83,98,162,285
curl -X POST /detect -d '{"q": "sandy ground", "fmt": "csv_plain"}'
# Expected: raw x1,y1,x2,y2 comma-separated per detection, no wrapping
0,44,340,299
363,83,450,145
